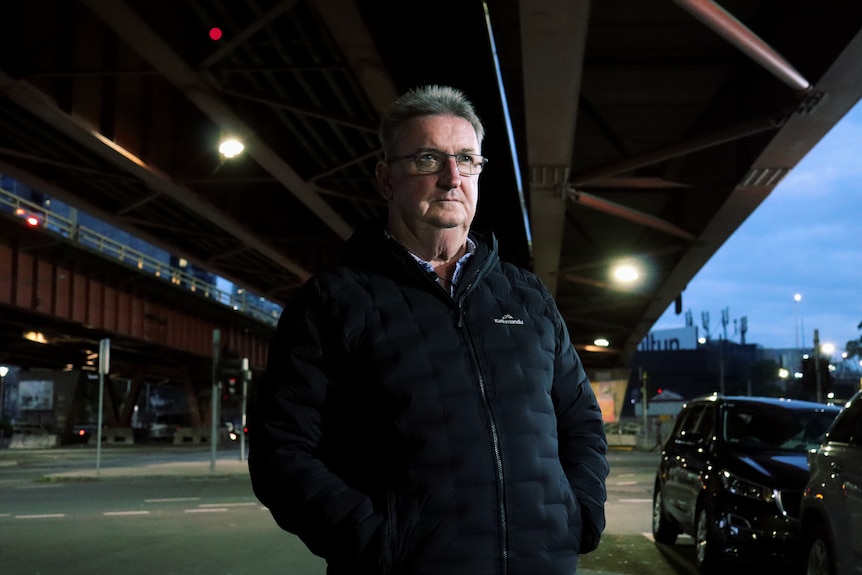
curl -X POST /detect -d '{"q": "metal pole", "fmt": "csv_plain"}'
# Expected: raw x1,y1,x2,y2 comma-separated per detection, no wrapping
240,357,249,462
0,365,8,421
211,330,221,472
640,368,648,432
96,338,110,474
813,329,823,403
672,0,810,91
794,294,801,349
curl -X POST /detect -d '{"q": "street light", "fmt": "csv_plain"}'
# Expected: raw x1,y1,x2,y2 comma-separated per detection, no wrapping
218,138,245,159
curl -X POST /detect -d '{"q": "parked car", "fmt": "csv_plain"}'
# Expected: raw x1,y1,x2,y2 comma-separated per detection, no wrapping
148,413,190,441
799,389,862,575
68,423,99,444
221,418,248,442
651,394,841,574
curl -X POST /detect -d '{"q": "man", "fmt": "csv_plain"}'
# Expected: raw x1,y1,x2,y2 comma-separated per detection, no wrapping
249,85,609,575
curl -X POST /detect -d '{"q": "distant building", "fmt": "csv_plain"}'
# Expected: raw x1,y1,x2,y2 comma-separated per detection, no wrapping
625,336,760,418
624,328,862,419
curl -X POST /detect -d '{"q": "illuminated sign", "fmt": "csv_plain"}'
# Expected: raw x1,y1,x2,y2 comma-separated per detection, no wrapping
638,326,698,351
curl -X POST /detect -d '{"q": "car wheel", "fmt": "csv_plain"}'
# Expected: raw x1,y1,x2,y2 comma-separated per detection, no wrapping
805,534,835,575
652,487,679,544
695,505,724,574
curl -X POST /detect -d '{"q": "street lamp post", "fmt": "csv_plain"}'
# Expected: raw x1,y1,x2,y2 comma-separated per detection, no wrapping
794,293,802,349
0,365,8,420
813,329,823,403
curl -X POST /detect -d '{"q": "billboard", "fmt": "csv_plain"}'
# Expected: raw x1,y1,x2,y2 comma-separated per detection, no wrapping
19,379,54,410
638,326,698,351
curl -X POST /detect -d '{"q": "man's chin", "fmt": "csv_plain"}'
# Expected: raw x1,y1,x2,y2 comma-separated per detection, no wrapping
428,218,470,231
427,209,473,230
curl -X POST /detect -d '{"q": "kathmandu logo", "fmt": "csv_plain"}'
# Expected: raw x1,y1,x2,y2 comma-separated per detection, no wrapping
494,314,524,325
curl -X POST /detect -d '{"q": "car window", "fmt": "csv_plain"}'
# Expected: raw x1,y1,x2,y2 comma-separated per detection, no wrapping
696,404,715,438
722,405,836,452
827,397,862,445
674,404,712,444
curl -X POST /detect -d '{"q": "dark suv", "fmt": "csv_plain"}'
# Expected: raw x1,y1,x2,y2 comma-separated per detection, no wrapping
652,394,840,574
799,389,862,575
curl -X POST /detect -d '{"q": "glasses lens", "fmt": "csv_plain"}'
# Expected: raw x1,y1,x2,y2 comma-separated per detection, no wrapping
400,151,486,175
414,152,444,173
456,154,482,175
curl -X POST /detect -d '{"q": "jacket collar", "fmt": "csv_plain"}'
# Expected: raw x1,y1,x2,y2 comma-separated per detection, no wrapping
341,219,498,287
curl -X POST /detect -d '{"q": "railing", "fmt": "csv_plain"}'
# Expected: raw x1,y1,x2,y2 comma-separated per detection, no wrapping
0,185,280,327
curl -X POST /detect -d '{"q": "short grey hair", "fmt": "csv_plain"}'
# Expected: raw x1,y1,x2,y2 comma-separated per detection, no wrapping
378,85,485,158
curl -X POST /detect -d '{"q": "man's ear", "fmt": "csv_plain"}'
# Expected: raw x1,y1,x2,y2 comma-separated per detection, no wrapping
375,161,393,201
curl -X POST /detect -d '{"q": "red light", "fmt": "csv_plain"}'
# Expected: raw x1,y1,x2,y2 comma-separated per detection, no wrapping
656,388,663,394
26,216,40,227
209,27,223,41
78,429,86,436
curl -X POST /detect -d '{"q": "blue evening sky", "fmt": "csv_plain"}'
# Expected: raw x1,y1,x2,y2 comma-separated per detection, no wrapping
650,100,862,358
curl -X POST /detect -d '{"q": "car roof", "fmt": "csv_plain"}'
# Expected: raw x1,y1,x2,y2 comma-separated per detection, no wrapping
683,394,842,412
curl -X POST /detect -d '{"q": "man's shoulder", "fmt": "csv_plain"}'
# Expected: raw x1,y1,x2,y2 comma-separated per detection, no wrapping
304,265,366,292
496,260,543,287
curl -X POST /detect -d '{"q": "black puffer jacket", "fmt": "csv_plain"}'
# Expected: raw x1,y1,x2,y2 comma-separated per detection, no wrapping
249,223,609,575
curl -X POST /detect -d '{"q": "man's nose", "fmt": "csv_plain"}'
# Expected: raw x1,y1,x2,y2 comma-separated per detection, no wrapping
438,156,462,187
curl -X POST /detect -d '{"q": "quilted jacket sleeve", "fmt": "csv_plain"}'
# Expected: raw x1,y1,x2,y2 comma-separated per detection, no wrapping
247,278,387,569
544,287,610,554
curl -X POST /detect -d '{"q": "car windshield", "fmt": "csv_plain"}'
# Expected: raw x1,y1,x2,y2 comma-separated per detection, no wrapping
722,405,837,452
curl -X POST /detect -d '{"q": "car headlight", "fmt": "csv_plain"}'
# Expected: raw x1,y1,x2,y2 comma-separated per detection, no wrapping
719,470,777,503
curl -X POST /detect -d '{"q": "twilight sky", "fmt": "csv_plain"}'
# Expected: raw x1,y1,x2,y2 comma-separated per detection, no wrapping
649,100,862,358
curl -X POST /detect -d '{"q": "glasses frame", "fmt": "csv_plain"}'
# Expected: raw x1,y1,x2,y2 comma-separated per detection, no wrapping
388,150,488,176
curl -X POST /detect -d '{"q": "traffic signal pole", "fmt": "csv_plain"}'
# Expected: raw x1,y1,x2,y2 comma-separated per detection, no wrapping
211,330,221,472
240,357,249,462
813,329,823,403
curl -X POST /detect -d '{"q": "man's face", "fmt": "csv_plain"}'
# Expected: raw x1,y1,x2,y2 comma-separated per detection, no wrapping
376,114,481,235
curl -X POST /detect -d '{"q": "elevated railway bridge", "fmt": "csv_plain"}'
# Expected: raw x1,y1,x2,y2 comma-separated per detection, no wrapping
0,186,274,443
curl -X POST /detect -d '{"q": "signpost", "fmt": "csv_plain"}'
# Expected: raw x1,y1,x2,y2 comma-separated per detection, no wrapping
211,330,221,472
95,338,110,473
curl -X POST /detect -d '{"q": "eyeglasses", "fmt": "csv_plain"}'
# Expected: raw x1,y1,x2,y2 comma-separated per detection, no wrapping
388,150,488,176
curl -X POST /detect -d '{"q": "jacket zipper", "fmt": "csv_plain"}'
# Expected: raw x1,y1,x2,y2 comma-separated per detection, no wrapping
456,264,509,574
384,233,510,570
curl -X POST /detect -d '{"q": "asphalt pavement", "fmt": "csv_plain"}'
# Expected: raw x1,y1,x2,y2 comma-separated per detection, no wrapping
0,444,664,575
0,444,656,483
0,443,251,482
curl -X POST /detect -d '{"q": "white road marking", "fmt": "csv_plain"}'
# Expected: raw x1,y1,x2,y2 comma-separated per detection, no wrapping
619,498,652,503
5,500,259,520
185,508,229,513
